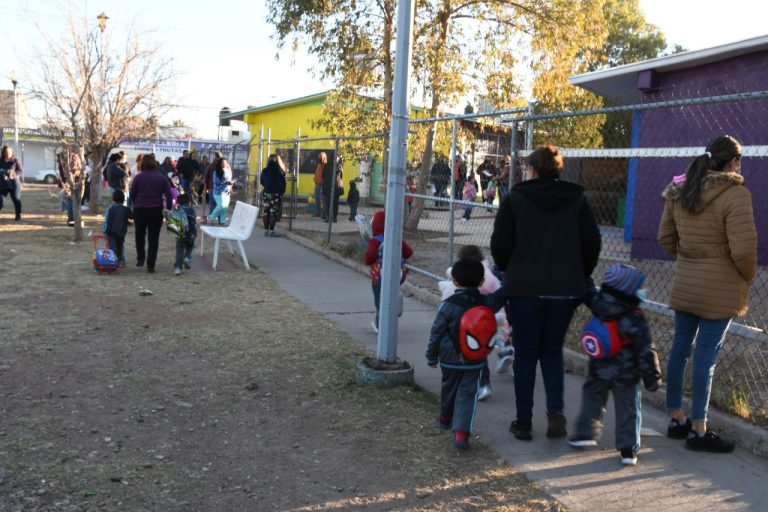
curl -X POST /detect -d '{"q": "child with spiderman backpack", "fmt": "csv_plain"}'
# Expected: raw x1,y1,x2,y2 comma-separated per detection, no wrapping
364,210,413,333
568,263,662,466
426,258,506,449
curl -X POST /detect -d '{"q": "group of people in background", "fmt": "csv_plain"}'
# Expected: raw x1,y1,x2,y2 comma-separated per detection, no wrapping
426,136,756,466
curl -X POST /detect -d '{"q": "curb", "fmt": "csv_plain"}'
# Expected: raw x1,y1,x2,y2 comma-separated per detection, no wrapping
279,230,768,458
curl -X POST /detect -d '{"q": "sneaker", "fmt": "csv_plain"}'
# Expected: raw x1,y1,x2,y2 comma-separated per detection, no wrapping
509,420,532,441
666,418,692,439
685,430,735,453
370,321,378,334
174,268,182,276
477,385,492,401
147,267,155,274
183,258,192,269
495,354,514,374
436,416,451,430
14,214,21,221
568,436,598,448
620,448,638,466
67,220,75,227
546,411,567,438
453,431,470,450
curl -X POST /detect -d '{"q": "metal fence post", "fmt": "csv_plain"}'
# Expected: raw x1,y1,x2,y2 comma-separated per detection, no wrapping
526,101,535,151
509,120,519,193
448,117,458,267
291,128,301,232
325,137,340,244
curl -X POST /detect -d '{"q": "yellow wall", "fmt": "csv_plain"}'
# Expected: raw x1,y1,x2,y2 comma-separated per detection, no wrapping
244,96,332,196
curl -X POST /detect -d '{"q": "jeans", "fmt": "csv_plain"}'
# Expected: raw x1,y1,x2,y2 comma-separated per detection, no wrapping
506,296,580,422
575,378,642,451
0,187,22,217
133,207,163,269
174,239,194,270
107,234,125,264
180,178,192,195
210,192,230,224
666,311,732,422
208,190,217,215
313,184,323,215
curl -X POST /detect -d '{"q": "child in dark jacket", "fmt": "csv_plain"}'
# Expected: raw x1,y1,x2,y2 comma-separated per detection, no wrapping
173,194,198,276
363,210,413,333
568,264,662,466
103,190,132,265
426,258,505,449
347,180,360,221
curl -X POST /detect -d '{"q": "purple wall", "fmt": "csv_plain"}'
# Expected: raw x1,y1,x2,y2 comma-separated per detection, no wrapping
629,50,768,265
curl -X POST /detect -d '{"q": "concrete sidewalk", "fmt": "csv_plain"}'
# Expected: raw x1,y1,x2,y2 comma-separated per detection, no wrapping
231,229,768,512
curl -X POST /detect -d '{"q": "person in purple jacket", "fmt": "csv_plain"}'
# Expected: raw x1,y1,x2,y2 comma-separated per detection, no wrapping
129,153,173,273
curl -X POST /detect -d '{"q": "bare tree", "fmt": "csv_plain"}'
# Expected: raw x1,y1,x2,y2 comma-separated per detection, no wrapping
30,13,174,240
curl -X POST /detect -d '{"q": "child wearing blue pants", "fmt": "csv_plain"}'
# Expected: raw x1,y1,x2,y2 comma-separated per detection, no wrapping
426,258,505,449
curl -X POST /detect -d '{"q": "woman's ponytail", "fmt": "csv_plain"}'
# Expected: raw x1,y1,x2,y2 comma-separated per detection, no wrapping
679,135,741,212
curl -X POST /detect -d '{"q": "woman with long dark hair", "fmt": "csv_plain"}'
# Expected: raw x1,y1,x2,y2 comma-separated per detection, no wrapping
260,154,287,236
658,135,757,453
129,154,173,273
0,145,23,220
491,145,601,441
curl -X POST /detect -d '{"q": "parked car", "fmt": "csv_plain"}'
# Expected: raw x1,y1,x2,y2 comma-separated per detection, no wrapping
29,169,60,184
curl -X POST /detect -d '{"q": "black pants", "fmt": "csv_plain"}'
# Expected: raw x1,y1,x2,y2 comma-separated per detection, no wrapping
0,187,21,217
323,193,339,221
348,202,358,221
107,234,125,264
133,207,163,269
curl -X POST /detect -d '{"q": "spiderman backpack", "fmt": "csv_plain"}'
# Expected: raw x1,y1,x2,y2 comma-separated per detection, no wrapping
579,316,630,359
444,294,498,361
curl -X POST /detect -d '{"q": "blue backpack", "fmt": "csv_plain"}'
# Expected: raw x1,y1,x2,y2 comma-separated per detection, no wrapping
579,316,630,359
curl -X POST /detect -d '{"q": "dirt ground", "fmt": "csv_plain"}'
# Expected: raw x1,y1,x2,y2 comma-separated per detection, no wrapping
0,185,563,511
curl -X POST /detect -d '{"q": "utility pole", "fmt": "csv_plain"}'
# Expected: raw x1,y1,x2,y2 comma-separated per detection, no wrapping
377,0,415,362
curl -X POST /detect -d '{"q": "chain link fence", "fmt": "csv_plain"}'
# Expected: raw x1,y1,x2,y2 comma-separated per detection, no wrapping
250,91,768,426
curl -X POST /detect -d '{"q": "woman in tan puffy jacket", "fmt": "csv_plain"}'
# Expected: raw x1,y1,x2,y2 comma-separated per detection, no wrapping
657,135,757,454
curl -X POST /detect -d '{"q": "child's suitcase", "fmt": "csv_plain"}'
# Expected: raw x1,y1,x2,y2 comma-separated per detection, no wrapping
93,235,119,274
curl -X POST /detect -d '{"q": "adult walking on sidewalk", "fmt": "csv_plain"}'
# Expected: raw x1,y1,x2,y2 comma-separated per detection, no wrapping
260,154,287,236
129,154,173,273
658,135,757,453
490,145,601,441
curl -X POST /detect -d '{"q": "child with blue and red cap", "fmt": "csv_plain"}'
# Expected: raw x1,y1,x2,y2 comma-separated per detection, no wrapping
568,263,662,466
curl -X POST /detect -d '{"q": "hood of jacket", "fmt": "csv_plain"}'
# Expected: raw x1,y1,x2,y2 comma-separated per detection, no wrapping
661,171,744,213
589,287,640,320
372,210,386,236
513,176,584,210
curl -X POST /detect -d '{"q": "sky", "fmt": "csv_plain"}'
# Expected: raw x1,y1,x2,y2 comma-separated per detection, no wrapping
2,0,767,139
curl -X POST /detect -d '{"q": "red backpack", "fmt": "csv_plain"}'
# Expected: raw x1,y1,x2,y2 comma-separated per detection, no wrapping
444,294,498,361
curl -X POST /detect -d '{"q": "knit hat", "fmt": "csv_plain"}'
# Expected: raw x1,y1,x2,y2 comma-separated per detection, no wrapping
602,264,645,296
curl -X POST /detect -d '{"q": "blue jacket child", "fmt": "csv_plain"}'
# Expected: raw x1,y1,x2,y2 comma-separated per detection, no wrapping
426,258,505,449
103,190,132,264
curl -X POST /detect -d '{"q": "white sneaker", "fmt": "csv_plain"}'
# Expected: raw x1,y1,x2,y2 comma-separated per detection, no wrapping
183,257,192,269
174,268,182,276
568,437,598,448
620,449,637,466
477,385,492,401
370,321,378,334
495,355,514,374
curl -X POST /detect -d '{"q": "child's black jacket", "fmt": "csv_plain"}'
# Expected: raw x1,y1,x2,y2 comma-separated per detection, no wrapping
426,288,504,369
587,285,662,390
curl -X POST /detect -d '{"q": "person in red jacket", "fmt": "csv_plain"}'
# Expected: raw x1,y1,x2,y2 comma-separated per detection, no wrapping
363,210,413,333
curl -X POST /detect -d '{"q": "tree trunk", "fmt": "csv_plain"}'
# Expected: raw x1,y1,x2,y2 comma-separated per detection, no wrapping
72,181,84,242
404,123,436,232
89,149,107,215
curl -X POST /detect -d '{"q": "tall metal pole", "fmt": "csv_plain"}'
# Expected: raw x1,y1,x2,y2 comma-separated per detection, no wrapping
325,138,339,244
377,0,415,362
509,121,519,193
447,117,457,267
11,76,19,162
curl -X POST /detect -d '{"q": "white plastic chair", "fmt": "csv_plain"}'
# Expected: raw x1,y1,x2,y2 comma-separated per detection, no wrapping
199,201,259,270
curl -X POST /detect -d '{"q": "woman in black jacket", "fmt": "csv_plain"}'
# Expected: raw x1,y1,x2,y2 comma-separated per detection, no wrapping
260,154,287,236
490,145,601,441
